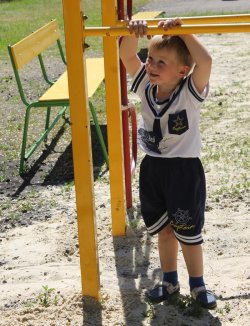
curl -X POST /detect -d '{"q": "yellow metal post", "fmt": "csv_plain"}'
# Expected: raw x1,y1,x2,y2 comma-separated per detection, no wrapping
62,0,100,299
102,0,126,236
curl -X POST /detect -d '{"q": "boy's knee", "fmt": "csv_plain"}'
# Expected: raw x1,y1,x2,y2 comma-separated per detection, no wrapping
158,224,174,239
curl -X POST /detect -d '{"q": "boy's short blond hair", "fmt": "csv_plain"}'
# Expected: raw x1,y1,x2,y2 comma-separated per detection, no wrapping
149,35,194,68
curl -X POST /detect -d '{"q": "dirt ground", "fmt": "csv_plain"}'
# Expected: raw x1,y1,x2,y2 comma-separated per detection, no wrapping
0,2,250,326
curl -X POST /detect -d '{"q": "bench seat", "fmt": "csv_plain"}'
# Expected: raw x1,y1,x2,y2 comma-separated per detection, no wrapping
39,58,104,102
132,11,164,20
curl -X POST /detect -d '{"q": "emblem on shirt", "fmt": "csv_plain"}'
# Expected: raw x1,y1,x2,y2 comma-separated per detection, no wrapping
168,109,189,135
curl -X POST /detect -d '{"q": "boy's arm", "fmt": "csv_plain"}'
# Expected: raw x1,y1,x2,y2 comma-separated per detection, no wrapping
120,35,141,77
179,34,212,94
120,20,148,77
159,19,212,94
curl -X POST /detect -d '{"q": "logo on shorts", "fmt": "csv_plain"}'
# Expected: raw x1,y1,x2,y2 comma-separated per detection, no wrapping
173,208,192,225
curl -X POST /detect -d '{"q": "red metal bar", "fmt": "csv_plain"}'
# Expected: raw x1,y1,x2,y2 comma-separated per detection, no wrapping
121,71,132,207
127,0,132,19
129,105,137,175
118,0,133,208
126,0,137,182
117,0,124,18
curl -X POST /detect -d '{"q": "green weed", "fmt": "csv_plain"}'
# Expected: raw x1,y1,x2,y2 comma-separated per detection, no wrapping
129,217,142,230
19,201,33,213
216,302,231,316
143,299,156,320
8,211,21,222
0,199,11,211
63,180,74,193
168,294,204,318
23,285,62,309
37,285,60,307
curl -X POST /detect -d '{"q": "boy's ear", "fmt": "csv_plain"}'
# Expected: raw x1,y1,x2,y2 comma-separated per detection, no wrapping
179,65,190,77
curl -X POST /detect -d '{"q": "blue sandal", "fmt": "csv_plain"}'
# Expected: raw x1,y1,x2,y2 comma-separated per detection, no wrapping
191,286,217,309
146,281,180,304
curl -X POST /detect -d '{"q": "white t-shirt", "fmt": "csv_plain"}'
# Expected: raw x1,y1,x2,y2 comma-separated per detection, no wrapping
131,64,209,158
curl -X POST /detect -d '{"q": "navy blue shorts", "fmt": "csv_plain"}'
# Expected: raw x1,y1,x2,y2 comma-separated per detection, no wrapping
139,155,206,245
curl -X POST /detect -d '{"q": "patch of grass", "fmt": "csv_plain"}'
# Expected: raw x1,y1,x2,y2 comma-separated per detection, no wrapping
0,199,27,219
8,211,21,222
216,302,231,316
18,200,33,213
37,285,61,307
0,0,63,56
0,199,12,211
23,285,62,309
129,217,142,230
168,294,203,318
0,0,149,57
89,82,106,124
143,294,203,320
201,81,250,207
143,299,156,320
63,180,74,193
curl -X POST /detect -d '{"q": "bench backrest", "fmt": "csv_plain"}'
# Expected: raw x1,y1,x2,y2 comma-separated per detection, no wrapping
10,19,61,70
8,19,66,105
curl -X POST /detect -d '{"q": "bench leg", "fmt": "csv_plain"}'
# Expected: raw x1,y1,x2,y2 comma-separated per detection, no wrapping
19,105,68,174
20,104,32,174
44,106,51,142
89,101,109,167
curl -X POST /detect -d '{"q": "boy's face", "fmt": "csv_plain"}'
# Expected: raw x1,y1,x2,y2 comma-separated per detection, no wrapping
145,47,184,86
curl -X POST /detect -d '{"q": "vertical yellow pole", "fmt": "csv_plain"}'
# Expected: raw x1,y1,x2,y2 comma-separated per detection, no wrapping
62,0,100,299
102,0,126,236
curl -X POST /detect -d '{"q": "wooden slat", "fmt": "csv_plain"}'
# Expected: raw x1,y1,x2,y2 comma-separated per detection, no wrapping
132,11,164,20
39,71,68,102
11,20,60,70
85,58,105,97
39,58,104,101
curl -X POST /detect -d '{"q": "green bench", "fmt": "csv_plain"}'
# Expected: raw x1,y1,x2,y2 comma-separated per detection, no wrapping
8,19,108,174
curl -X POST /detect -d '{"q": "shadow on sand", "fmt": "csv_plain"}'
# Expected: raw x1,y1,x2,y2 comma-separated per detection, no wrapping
10,123,108,197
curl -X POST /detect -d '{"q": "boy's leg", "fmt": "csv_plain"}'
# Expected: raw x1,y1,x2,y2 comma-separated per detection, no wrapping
146,225,180,303
180,243,203,277
180,243,217,309
158,225,178,273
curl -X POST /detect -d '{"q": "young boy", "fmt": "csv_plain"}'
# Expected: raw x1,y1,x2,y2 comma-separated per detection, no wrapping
120,18,216,309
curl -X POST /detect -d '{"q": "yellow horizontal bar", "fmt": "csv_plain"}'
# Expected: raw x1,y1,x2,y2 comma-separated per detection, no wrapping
181,14,250,24
117,14,250,26
83,23,250,37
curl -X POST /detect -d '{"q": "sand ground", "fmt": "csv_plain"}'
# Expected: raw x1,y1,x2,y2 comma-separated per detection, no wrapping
0,1,250,325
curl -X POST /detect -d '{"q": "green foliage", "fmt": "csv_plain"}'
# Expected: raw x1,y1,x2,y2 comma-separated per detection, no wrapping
143,294,203,321
37,285,60,307
0,0,63,55
168,294,204,318
200,83,250,206
216,302,231,316
63,180,74,194
23,285,62,309
143,299,156,320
